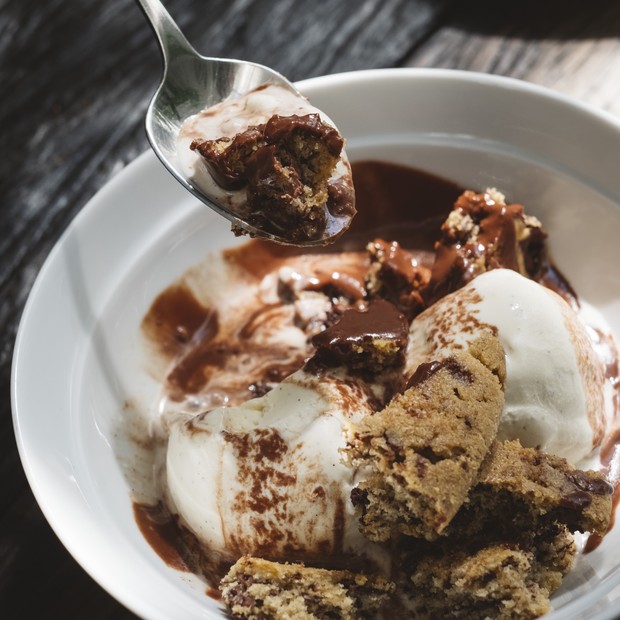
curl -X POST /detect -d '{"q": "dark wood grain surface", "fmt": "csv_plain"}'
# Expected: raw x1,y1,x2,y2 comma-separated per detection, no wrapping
2,0,620,617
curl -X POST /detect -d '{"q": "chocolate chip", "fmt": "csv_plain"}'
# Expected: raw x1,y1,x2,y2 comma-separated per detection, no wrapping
350,487,369,511
566,471,613,496
407,358,474,389
559,491,592,511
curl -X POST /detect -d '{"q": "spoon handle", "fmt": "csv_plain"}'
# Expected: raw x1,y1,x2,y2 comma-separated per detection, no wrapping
135,0,197,68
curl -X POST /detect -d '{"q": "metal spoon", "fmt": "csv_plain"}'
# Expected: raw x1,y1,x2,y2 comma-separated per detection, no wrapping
136,0,350,246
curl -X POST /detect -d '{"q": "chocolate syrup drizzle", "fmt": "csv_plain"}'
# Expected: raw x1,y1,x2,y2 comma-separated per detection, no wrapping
136,160,620,581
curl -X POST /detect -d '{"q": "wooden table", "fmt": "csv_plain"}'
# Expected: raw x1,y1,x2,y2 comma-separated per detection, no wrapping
2,0,620,617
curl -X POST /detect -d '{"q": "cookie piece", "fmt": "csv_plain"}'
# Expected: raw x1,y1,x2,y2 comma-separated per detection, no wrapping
347,333,505,541
311,300,409,375
220,556,394,620
365,239,430,319
402,440,612,619
191,114,353,243
407,523,575,620
449,439,613,538
425,188,547,303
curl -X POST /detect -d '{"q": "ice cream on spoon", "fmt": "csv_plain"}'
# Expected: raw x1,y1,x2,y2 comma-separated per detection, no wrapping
138,0,355,246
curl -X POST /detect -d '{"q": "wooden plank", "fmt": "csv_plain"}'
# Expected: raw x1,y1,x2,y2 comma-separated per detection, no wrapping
404,0,620,116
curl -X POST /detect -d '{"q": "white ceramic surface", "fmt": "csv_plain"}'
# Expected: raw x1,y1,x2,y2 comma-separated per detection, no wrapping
12,69,620,619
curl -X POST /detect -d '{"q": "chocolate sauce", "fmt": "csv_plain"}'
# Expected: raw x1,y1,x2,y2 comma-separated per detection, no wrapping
311,300,408,372
165,320,223,395
303,270,367,302
205,587,222,602
425,190,553,305
586,426,620,553
135,161,475,589
133,503,190,572
263,114,344,156
327,176,357,218
141,160,606,410
344,160,464,247
370,239,421,284
367,238,431,318
538,264,579,309
143,281,308,403
313,300,407,349
192,113,345,191
192,126,262,190
141,284,216,360
407,358,474,389
585,526,613,553
134,502,235,586
584,326,620,553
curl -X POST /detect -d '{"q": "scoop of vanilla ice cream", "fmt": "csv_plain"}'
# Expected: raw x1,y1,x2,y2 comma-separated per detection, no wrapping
165,368,379,563
407,269,607,465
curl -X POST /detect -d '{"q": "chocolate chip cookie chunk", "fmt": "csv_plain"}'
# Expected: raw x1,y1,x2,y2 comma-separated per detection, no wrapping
347,333,505,541
220,556,394,619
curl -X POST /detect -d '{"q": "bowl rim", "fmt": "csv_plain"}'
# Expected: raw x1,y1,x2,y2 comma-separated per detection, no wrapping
12,67,620,620
298,66,620,131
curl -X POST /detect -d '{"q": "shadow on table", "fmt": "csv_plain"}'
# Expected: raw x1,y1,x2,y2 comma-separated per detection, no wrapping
449,0,620,39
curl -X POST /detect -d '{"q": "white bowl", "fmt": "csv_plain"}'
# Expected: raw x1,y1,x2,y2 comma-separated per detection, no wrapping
12,68,620,619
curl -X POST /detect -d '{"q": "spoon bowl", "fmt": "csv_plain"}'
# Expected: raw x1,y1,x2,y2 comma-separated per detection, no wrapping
137,0,348,245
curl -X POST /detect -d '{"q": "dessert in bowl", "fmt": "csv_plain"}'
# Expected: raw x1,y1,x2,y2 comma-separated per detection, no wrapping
11,69,620,619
